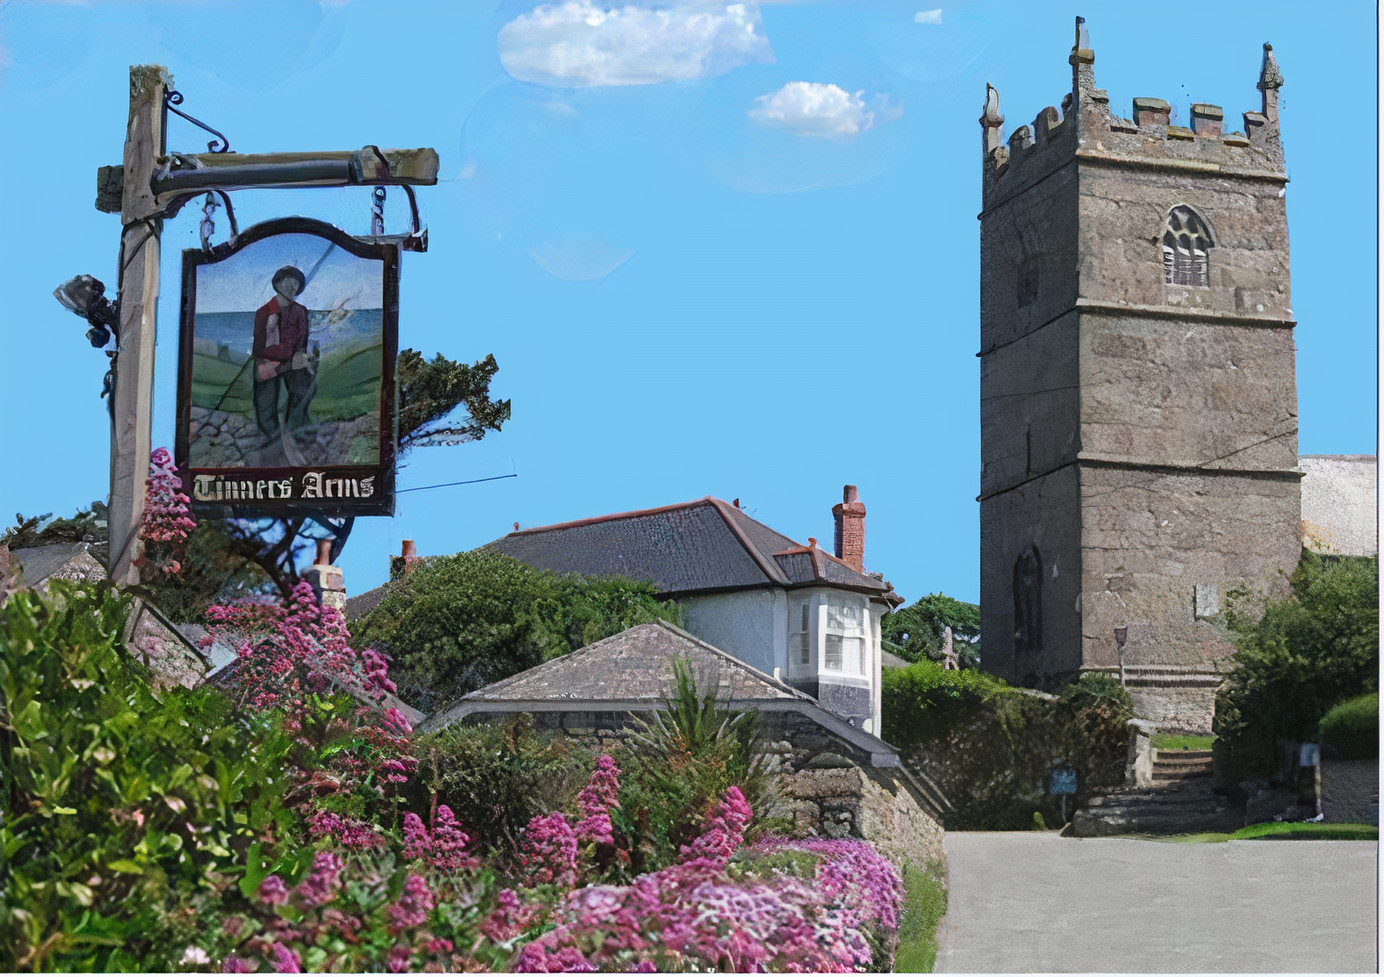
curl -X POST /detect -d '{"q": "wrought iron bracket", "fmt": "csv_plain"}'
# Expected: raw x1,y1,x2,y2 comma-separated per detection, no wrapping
163,90,232,154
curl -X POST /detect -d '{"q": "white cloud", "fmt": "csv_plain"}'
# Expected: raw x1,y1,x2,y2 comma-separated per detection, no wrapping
498,1,775,87
914,9,942,24
749,82,898,137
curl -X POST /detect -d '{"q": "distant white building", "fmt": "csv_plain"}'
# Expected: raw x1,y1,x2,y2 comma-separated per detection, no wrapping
1299,455,1378,557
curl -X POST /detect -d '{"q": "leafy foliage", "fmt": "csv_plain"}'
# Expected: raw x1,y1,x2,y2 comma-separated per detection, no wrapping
613,659,773,875
1214,553,1379,777
4,579,908,972
351,550,681,711
0,581,300,971
882,660,1131,829
882,592,980,666
411,717,593,859
1317,693,1378,760
396,349,511,450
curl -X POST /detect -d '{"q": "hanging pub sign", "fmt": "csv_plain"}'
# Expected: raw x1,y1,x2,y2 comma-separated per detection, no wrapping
175,218,398,515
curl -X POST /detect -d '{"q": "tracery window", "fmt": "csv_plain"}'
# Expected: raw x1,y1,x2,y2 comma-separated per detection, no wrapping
1162,206,1214,287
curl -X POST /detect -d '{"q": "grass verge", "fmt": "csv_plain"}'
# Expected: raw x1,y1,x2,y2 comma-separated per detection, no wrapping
1152,732,1215,751
894,862,947,973
1164,822,1378,844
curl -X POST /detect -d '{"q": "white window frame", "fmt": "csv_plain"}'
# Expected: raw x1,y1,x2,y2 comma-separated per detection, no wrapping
789,597,813,672
824,596,865,675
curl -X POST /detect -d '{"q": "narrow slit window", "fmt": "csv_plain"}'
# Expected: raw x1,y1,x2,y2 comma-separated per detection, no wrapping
1162,206,1214,287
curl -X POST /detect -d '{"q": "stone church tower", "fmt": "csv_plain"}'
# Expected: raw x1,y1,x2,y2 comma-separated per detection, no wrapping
978,19,1301,731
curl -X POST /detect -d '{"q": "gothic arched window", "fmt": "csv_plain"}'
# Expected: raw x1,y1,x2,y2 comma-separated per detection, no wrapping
1162,206,1214,287
1013,545,1043,658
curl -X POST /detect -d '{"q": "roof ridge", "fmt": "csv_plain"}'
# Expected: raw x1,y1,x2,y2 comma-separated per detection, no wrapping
707,498,791,586
502,497,720,538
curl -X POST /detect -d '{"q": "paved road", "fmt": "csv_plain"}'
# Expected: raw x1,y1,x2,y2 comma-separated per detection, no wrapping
936,832,1378,973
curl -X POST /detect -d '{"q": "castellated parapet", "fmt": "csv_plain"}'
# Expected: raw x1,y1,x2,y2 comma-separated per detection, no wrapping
981,29,1285,212
976,18,1300,731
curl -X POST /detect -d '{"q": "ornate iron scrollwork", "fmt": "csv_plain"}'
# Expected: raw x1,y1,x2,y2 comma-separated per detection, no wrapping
164,90,232,154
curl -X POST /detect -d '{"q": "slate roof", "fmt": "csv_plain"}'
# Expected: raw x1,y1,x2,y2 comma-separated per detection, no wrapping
10,542,108,588
485,497,900,603
446,619,810,712
423,619,904,769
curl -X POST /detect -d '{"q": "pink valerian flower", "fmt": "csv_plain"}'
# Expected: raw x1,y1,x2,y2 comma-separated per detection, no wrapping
430,805,479,871
136,448,197,578
511,862,874,973
752,835,906,933
387,873,435,933
480,888,539,943
295,851,344,907
572,755,620,846
677,785,751,868
308,809,384,850
512,942,597,973
268,942,303,973
518,812,579,888
400,806,480,872
257,874,290,907
385,946,413,972
220,955,253,973
401,811,431,862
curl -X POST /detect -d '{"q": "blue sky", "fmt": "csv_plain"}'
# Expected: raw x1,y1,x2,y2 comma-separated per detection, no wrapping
0,0,1376,607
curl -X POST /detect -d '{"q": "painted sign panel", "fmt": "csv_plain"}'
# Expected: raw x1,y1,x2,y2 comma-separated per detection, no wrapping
1048,766,1078,795
175,218,398,515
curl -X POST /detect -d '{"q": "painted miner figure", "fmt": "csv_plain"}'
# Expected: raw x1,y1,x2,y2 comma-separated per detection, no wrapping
253,264,318,440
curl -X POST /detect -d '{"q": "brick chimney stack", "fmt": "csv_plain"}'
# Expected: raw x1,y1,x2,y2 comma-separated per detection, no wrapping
303,538,346,611
390,539,420,580
832,484,866,572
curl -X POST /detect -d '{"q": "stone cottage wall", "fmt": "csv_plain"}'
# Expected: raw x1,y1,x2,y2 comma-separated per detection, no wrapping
468,708,946,869
773,762,945,870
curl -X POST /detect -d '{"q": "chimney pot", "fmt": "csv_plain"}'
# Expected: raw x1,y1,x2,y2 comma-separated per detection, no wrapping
315,538,333,566
402,539,417,559
808,537,818,548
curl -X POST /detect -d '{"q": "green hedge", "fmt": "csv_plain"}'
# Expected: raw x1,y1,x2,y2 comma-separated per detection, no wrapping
883,663,1132,830
1318,693,1379,760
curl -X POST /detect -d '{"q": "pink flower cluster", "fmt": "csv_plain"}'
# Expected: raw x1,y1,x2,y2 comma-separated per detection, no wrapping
676,785,750,868
518,812,579,888
307,809,383,850
401,805,479,872
511,787,888,973
753,836,906,933
387,873,436,933
572,754,620,846
137,447,196,577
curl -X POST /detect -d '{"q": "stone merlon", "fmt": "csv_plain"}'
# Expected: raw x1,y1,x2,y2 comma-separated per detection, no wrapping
981,19,1286,209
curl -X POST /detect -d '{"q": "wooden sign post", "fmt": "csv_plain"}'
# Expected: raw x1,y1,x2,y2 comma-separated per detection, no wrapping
96,64,437,584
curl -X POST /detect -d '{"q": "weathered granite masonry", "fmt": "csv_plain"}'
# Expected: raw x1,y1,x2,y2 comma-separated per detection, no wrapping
978,21,1300,729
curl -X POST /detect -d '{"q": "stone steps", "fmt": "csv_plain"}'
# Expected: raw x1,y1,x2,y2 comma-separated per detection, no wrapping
1073,756,1239,837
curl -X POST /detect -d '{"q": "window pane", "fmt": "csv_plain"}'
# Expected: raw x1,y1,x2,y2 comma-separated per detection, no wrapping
799,601,810,632
797,633,811,665
842,636,863,674
827,600,861,634
825,634,842,670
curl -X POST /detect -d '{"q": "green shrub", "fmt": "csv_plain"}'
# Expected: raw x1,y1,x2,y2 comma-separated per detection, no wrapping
411,715,592,858
882,661,1131,829
351,551,681,711
613,659,775,874
1318,693,1379,760
0,581,302,971
1215,553,1378,779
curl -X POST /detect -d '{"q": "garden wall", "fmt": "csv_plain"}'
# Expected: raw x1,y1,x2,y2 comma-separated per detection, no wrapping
1319,758,1379,825
773,760,945,870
